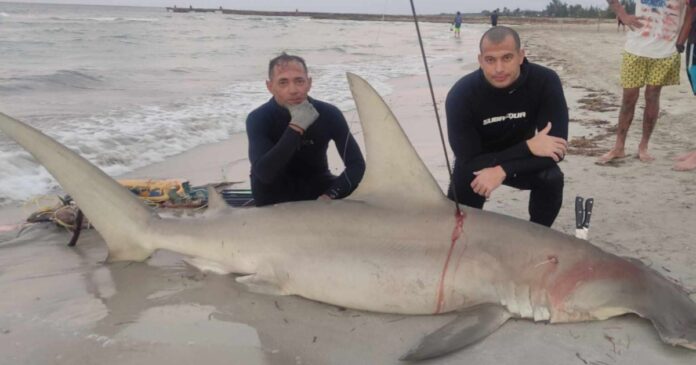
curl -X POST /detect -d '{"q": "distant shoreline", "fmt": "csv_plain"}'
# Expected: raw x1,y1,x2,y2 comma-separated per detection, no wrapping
165,7,613,25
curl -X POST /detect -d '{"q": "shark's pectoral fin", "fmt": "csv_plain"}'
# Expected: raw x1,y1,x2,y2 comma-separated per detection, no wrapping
183,257,236,275
236,274,286,295
236,268,289,296
400,304,511,362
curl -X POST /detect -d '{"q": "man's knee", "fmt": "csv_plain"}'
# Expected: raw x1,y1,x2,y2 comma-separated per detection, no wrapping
621,88,640,109
644,85,661,100
250,178,280,206
447,184,485,209
643,86,662,120
536,166,564,191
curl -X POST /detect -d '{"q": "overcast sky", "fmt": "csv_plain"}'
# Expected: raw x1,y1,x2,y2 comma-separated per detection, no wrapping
3,0,610,14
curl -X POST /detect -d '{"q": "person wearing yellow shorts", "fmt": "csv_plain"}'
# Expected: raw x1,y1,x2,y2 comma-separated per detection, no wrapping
620,52,680,89
598,0,692,164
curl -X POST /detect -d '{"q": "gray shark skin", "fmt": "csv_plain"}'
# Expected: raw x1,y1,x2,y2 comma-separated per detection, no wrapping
0,73,695,361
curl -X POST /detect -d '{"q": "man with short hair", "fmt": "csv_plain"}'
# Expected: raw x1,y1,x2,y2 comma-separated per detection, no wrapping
598,0,691,164
446,26,568,227
246,53,365,206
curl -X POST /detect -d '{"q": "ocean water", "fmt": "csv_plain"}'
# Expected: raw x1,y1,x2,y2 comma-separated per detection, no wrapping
0,2,482,204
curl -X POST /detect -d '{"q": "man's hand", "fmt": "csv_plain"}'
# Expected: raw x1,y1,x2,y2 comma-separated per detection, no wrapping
677,44,686,53
317,194,332,201
471,166,506,199
606,0,643,30
526,122,568,162
287,100,319,133
619,14,644,31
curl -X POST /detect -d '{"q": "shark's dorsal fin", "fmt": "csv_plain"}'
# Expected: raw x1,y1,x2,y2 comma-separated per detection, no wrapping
206,186,228,213
346,73,448,210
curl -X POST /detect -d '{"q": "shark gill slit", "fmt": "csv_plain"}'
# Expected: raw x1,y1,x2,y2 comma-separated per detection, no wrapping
435,210,466,314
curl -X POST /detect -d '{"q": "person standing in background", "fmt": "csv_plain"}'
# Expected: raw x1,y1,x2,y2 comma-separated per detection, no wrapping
452,11,463,38
597,0,691,165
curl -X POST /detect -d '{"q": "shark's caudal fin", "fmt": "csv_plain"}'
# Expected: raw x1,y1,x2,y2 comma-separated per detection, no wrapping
346,73,449,211
640,272,696,350
0,113,157,261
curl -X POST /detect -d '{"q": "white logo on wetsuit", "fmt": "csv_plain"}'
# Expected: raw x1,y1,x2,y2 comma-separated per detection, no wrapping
482,111,527,126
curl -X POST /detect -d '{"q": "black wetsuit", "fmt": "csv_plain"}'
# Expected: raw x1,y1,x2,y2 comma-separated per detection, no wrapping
247,97,365,206
446,59,568,226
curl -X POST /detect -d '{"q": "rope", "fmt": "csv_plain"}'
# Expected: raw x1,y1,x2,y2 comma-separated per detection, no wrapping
408,0,460,215
67,210,84,247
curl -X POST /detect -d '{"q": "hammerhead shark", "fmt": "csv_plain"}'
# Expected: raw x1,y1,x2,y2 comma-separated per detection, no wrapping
0,73,694,361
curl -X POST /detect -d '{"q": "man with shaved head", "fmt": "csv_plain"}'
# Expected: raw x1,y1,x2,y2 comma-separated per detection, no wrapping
446,26,569,227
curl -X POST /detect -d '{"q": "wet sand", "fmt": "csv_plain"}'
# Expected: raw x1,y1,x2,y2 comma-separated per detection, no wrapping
1,22,696,364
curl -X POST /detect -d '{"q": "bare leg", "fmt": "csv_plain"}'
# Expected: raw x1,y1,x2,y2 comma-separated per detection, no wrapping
638,85,662,162
673,150,696,171
596,87,640,164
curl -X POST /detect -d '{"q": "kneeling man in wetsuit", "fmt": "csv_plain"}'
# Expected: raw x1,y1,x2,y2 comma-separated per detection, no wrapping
446,26,569,227
246,53,365,206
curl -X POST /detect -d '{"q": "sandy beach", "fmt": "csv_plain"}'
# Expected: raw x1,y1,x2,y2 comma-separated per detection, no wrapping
1,19,696,365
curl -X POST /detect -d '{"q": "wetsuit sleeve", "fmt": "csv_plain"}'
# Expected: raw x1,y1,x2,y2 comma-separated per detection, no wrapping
325,110,365,199
499,71,569,177
246,112,303,184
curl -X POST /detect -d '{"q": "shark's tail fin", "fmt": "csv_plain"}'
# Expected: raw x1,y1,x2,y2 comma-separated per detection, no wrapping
641,272,696,350
0,113,157,261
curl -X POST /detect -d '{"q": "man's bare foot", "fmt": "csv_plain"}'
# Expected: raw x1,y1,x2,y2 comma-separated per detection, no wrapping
596,148,626,165
637,149,654,162
673,151,696,171
673,151,693,161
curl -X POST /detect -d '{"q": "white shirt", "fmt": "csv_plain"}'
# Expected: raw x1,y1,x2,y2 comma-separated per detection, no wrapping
624,0,688,59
